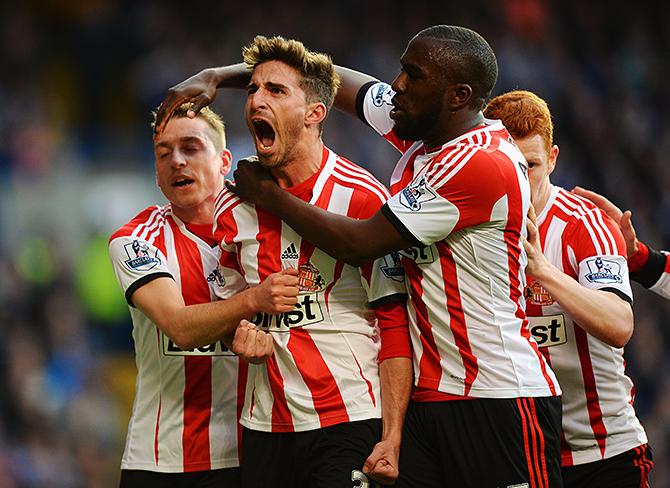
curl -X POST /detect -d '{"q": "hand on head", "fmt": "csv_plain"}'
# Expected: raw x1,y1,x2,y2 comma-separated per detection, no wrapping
154,69,220,137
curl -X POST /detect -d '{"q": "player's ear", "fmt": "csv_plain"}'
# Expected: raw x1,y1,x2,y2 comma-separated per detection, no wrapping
547,145,559,176
221,148,232,176
305,102,327,127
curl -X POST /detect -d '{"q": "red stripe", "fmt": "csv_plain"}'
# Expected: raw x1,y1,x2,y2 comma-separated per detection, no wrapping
168,217,213,471
236,361,248,463
502,165,557,394
324,261,344,314
573,325,608,457
437,242,478,395
255,209,282,281
352,351,376,407
560,431,574,466
527,398,549,488
633,444,653,488
517,398,537,488
390,148,422,196
286,329,350,427
265,354,294,431
110,206,160,241
405,261,443,391
521,399,543,488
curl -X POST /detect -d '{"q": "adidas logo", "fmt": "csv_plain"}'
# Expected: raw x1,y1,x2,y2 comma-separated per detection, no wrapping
281,243,299,260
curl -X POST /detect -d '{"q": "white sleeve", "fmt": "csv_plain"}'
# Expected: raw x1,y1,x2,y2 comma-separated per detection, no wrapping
108,235,172,306
577,254,633,302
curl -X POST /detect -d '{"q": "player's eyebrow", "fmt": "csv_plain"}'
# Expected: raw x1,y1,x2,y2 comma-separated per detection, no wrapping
154,135,204,150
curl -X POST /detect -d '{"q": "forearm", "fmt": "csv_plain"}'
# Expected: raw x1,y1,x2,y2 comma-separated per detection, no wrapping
167,288,260,349
379,357,412,443
531,264,633,347
209,63,251,88
333,66,378,117
262,188,400,265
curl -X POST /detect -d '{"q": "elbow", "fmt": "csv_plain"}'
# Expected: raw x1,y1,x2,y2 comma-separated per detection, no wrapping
162,320,199,351
607,306,634,349
614,308,634,348
168,329,198,351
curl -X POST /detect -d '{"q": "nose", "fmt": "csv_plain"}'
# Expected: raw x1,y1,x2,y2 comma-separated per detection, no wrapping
391,71,406,94
247,89,268,112
170,149,187,168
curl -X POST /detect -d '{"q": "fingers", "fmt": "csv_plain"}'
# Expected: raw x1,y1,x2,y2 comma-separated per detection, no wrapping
572,186,622,220
620,210,639,257
231,320,274,364
188,93,212,118
527,204,537,224
154,92,182,137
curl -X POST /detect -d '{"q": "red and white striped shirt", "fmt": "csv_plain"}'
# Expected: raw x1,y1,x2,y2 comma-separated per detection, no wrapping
526,186,646,466
360,82,559,399
213,146,408,432
109,205,246,472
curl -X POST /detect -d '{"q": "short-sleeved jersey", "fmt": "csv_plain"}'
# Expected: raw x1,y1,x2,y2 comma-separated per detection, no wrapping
109,205,246,473
629,242,670,300
525,186,646,466
213,147,407,433
359,82,559,399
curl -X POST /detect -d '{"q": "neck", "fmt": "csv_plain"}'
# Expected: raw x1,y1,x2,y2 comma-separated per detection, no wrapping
171,194,218,226
532,182,553,216
423,110,484,149
271,138,324,188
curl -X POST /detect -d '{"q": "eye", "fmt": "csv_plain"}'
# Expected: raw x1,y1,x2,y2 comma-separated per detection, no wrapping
527,161,538,169
269,86,284,95
157,150,170,159
247,85,258,95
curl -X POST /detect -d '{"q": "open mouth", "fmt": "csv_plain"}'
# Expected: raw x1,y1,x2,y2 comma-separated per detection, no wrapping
252,119,276,150
173,177,194,188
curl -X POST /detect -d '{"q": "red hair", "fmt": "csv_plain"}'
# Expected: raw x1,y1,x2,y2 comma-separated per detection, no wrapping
484,90,553,153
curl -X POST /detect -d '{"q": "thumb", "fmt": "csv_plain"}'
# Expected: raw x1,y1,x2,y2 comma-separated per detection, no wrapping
281,267,300,276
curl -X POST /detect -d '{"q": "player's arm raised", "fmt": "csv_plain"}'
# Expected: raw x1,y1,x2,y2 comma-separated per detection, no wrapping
154,63,377,135
132,268,299,350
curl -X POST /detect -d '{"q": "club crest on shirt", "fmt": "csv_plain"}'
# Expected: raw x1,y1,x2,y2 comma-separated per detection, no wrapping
584,257,623,284
371,84,393,108
524,280,554,306
399,177,436,211
298,261,326,292
123,240,161,271
206,265,226,288
380,251,404,282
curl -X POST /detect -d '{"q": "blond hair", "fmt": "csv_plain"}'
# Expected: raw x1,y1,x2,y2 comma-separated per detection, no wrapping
242,35,341,112
152,104,226,151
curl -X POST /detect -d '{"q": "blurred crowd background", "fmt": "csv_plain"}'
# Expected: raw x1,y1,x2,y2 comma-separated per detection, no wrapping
1,0,668,486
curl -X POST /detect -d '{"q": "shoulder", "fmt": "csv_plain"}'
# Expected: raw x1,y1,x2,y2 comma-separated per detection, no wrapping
214,186,243,222
330,155,390,202
109,205,169,243
553,189,607,228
